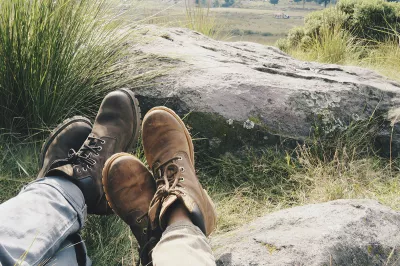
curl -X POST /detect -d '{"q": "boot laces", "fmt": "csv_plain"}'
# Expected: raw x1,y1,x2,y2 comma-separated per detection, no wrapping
150,156,184,206
68,136,105,170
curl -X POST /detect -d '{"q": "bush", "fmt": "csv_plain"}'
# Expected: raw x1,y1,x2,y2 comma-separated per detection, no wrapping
277,0,400,51
276,38,290,52
338,0,400,42
286,27,305,49
0,0,138,139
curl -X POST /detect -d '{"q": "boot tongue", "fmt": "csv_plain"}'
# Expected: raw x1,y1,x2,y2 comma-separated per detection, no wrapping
166,164,178,178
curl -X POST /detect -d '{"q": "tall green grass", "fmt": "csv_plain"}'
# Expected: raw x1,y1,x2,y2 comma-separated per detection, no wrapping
183,0,230,40
290,24,362,64
0,0,139,139
360,35,400,81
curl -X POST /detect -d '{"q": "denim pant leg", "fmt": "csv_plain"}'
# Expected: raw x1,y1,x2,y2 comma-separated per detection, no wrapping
46,234,92,266
0,176,87,266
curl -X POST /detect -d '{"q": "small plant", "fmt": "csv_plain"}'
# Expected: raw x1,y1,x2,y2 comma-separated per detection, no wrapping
184,0,230,40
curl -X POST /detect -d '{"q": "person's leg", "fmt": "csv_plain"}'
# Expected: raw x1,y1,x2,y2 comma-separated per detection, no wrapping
151,203,215,266
102,106,217,266
46,234,92,266
142,107,217,266
0,176,86,266
0,116,92,266
0,89,142,265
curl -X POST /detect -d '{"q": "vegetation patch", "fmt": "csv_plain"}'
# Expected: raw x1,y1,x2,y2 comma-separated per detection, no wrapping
0,0,151,140
277,0,400,81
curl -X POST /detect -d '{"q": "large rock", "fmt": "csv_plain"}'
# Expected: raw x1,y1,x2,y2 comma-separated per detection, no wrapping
211,199,400,266
131,25,400,156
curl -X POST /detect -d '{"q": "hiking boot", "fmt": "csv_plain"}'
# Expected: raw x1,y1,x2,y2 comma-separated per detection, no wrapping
46,89,142,215
102,153,159,265
37,116,92,179
142,107,216,236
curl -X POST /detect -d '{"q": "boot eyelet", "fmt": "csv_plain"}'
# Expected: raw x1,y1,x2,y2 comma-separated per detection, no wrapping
77,168,82,173
143,228,148,235
101,140,106,144
83,168,87,172
180,167,185,172
178,157,183,160
179,177,185,182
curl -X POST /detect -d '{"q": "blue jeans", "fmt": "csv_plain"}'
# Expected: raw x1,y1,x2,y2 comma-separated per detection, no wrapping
0,177,90,266
0,177,215,266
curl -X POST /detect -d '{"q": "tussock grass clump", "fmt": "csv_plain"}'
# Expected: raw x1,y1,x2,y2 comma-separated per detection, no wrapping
184,1,230,40
0,0,137,138
289,24,361,64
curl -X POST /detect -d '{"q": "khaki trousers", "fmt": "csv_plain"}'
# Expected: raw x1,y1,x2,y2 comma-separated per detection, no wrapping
152,221,216,266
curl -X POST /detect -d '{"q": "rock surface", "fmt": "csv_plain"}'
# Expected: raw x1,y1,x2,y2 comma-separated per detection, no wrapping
211,199,400,266
131,25,400,155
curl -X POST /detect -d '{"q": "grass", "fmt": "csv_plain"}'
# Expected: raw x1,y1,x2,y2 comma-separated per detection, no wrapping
124,0,317,44
360,37,400,82
0,0,148,139
283,24,400,81
183,1,231,40
289,24,361,64
0,115,399,265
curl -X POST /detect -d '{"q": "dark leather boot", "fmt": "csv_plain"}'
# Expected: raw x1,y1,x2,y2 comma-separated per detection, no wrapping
102,153,159,265
142,107,216,236
47,89,142,215
38,116,92,179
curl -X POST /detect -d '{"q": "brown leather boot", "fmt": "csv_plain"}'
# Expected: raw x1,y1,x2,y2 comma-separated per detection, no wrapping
37,116,92,179
142,107,216,236
102,153,159,265
46,89,141,215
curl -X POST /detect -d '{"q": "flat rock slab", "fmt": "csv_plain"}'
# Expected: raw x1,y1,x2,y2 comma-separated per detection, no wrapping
211,199,400,266
131,25,400,155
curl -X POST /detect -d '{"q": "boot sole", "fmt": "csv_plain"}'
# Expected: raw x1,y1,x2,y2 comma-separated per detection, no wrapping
118,88,142,152
102,152,138,217
39,116,92,168
144,106,195,165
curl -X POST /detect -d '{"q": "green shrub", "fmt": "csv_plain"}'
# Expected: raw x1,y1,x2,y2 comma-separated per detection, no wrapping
299,36,312,50
277,0,400,51
276,38,290,52
0,0,138,139
304,8,349,37
339,0,400,42
286,27,305,49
